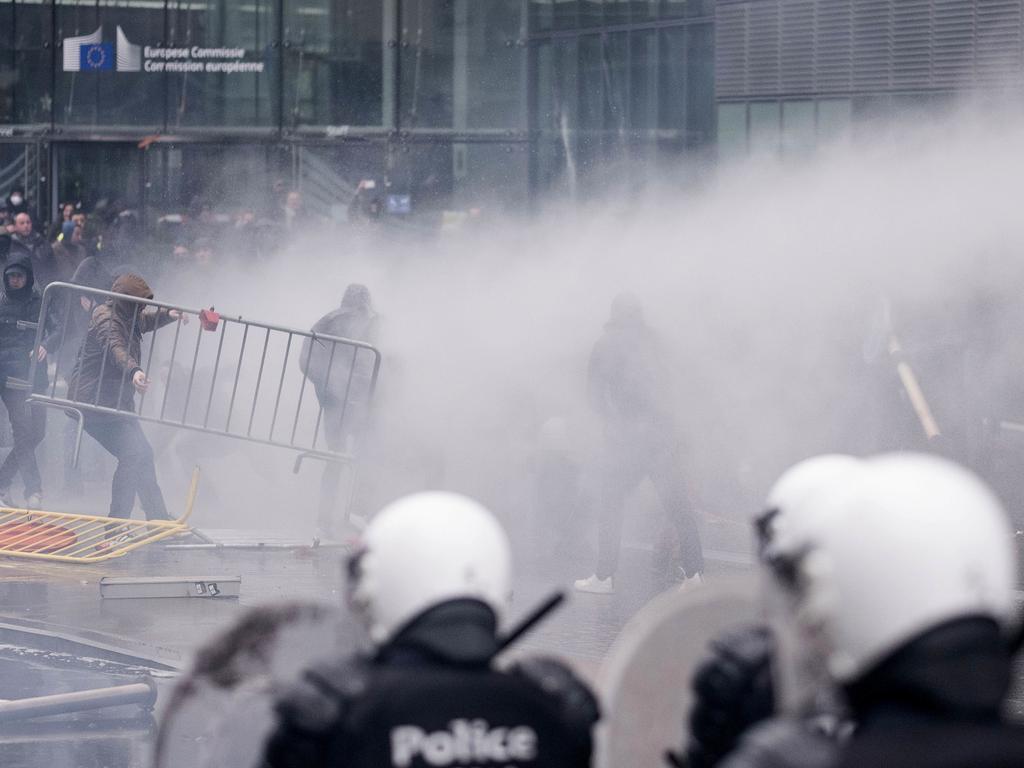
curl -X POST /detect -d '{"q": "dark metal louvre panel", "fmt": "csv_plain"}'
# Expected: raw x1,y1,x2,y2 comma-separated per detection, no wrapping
748,2,783,92
852,0,894,90
716,4,751,98
781,0,817,92
932,0,977,88
975,0,1023,84
815,0,854,92
892,1,934,87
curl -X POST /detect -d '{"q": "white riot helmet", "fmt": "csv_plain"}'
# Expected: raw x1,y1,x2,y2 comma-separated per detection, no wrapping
756,454,865,565
347,492,513,646
779,453,1017,685
756,454,866,712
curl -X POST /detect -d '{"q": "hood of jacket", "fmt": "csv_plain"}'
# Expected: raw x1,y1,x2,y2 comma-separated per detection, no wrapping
340,283,374,315
108,273,153,321
3,251,35,301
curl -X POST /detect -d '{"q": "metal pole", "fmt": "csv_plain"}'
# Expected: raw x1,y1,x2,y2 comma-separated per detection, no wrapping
0,679,157,723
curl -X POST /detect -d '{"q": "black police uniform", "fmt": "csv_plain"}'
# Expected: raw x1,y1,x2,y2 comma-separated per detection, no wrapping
264,600,598,768
717,617,1024,768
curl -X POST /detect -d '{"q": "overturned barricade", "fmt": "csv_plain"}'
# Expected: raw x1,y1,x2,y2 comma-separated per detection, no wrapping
0,468,199,563
25,282,381,471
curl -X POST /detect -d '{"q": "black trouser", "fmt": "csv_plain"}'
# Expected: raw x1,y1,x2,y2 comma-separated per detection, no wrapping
83,414,169,520
0,385,45,496
595,423,704,580
317,397,349,532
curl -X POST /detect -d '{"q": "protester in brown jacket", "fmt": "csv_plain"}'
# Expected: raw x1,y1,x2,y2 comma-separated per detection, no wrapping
68,274,186,521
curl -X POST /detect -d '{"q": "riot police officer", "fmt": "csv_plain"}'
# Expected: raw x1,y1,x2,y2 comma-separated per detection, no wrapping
263,491,600,768
683,453,1024,768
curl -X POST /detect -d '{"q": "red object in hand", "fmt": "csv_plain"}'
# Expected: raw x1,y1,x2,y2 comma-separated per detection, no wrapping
199,307,220,331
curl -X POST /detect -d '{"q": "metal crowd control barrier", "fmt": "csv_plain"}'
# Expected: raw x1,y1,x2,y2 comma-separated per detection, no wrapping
24,282,381,471
0,468,199,563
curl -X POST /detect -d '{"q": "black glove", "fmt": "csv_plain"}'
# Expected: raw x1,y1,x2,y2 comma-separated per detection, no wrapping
672,624,776,768
718,718,839,768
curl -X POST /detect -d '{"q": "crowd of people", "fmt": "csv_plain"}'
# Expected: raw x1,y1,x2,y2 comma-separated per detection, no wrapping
0,186,313,519
3,184,1024,767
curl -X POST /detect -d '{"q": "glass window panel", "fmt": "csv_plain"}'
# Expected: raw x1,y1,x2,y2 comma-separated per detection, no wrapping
165,0,277,130
578,34,604,150
629,30,657,131
0,142,45,217
552,0,578,30
147,144,285,215
579,0,602,28
13,0,51,47
630,0,659,21
461,0,524,129
717,103,747,161
782,100,815,156
605,0,630,25
55,0,164,129
453,142,527,210
685,22,713,147
663,0,712,17
816,98,851,144
605,33,628,136
531,36,577,134
389,142,453,214
748,102,780,157
57,143,142,212
284,0,383,128
532,42,556,133
3,49,53,126
529,0,554,34
400,0,454,128
578,35,604,132
657,27,685,133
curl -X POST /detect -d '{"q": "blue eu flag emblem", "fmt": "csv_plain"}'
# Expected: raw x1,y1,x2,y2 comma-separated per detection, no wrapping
80,43,114,71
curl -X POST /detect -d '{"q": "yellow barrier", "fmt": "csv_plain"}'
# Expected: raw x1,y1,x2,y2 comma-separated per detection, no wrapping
0,468,199,564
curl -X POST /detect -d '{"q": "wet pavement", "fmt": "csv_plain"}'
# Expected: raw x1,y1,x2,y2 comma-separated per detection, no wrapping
0,525,1020,768
0,527,746,768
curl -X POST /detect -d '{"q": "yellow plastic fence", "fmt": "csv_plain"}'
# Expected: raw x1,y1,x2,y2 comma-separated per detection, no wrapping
0,468,199,563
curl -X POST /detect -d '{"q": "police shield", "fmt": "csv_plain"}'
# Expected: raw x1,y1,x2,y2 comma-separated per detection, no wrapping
155,602,352,768
595,572,760,768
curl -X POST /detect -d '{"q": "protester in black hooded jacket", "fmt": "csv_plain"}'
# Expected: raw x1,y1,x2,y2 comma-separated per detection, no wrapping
574,292,703,594
300,283,378,539
0,253,59,507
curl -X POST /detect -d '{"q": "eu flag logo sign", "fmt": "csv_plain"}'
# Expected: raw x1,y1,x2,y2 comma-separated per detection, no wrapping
80,43,114,71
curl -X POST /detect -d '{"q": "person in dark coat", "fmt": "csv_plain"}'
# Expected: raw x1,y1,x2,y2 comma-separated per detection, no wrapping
300,283,378,538
53,253,117,497
574,292,703,594
0,253,59,507
7,212,57,289
68,273,184,521
52,220,87,283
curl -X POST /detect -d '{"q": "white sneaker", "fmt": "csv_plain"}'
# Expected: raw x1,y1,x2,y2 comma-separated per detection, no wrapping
573,574,614,594
677,571,705,593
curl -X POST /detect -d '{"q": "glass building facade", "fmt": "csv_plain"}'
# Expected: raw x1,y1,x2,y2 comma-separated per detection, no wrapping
0,0,717,223
8,1,1018,223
